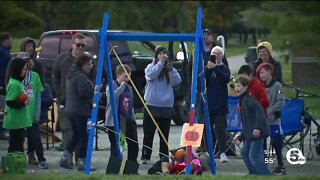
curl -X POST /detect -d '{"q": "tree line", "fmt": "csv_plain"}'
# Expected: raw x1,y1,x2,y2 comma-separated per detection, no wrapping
1,1,261,39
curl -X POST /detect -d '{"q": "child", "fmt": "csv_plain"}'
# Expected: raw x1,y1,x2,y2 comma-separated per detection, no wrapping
237,64,269,115
17,52,48,169
161,148,202,175
3,58,31,153
256,63,285,175
105,64,138,163
234,75,271,175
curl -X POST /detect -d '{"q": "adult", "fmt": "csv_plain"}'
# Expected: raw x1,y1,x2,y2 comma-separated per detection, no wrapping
141,46,182,164
59,53,95,171
203,28,229,68
252,41,283,84
0,32,12,140
20,37,44,83
52,33,91,164
205,46,230,163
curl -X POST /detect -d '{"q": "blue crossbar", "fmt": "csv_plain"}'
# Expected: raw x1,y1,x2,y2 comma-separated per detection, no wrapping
107,33,196,42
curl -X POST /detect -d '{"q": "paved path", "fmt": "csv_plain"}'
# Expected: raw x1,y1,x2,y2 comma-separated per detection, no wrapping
0,122,319,176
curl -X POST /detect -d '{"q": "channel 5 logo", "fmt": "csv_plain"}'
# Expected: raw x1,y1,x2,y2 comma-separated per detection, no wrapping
286,148,306,165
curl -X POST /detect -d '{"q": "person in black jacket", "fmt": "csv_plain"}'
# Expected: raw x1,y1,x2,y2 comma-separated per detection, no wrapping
205,46,230,163
234,75,271,175
59,53,95,171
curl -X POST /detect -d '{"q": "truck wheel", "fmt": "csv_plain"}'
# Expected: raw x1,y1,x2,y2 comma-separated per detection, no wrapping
173,93,190,126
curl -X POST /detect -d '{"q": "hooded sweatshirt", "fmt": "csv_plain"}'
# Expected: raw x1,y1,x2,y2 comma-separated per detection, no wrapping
65,65,94,116
144,60,181,107
0,45,11,95
20,37,44,84
237,91,269,142
265,79,285,125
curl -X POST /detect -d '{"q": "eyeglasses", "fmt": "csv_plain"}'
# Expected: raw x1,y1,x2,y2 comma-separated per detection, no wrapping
74,43,86,48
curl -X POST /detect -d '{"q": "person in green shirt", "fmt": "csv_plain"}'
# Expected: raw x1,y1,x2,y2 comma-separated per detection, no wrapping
16,52,48,169
3,57,31,152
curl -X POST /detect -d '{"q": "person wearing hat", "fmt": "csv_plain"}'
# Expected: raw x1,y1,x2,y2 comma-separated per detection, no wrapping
0,32,12,140
141,46,181,164
16,52,49,169
203,28,229,68
252,41,283,84
20,37,44,84
256,62,286,175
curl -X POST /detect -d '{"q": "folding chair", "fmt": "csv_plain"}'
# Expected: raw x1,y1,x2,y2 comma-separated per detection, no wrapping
213,96,242,157
281,98,307,153
225,96,242,155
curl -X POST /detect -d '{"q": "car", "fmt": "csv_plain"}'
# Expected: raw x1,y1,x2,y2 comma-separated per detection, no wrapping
244,46,258,64
36,30,191,125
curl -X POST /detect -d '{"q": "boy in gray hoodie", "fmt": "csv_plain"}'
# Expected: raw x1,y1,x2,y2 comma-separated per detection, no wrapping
256,62,285,175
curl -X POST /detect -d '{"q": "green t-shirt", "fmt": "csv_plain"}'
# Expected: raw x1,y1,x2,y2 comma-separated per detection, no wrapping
24,71,44,122
3,78,32,129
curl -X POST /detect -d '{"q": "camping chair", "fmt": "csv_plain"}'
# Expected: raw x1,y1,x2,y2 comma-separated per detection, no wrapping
214,96,242,157
280,98,307,153
225,96,242,155
39,103,56,150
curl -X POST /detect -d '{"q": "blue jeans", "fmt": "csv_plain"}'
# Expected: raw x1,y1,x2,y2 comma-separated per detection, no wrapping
27,123,45,161
241,138,271,175
66,112,89,158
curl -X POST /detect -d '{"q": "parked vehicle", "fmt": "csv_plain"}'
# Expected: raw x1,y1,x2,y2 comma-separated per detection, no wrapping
244,46,258,64
36,30,191,125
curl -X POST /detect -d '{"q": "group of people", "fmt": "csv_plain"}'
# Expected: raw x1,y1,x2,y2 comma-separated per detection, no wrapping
0,28,286,176
0,32,54,169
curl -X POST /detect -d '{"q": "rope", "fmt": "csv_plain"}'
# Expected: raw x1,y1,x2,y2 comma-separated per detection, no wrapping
100,125,171,159
109,45,170,150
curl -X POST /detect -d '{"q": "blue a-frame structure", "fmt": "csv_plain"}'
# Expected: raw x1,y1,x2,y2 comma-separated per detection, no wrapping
84,8,216,175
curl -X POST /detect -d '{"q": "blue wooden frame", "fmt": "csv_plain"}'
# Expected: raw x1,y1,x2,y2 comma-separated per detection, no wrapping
84,7,216,175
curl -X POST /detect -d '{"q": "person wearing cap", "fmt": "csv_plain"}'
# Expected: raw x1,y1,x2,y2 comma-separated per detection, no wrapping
256,62,286,175
141,46,181,164
205,46,230,163
203,28,229,68
16,52,49,169
0,32,12,140
252,41,283,84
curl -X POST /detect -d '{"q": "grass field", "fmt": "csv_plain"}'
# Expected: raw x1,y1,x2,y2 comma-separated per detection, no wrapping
2,174,318,180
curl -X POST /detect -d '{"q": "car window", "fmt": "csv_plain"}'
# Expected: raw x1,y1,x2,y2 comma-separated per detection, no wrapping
60,36,96,55
127,41,154,57
38,34,96,59
38,35,60,59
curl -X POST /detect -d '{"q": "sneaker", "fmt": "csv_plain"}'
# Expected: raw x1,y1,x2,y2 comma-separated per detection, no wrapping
220,153,229,163
140,159,149,165
0,133,8,140
273,166,286,175
39,161,48,169
28,152,38,165
155,171,164,175
55,143,63,151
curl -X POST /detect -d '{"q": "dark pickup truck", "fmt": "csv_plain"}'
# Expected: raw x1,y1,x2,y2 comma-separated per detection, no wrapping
36,30,191,125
